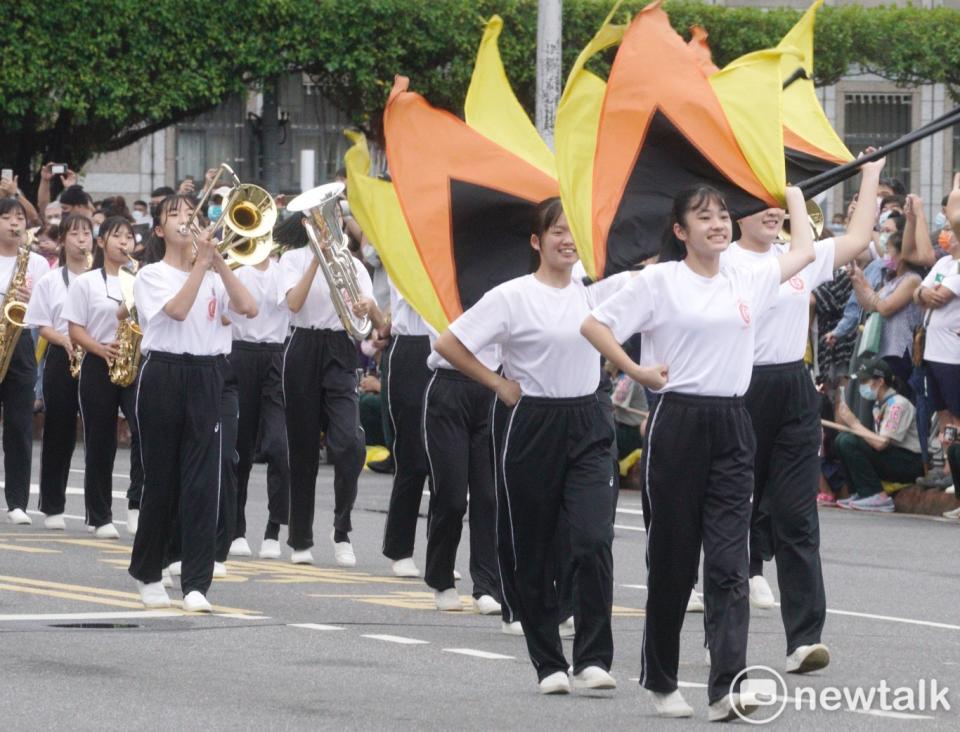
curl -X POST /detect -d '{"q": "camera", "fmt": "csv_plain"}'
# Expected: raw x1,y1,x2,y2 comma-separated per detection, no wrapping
51,164,66,175
945,425,958,443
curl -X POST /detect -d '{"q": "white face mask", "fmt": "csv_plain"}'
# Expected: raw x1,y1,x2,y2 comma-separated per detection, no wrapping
934,211,947,230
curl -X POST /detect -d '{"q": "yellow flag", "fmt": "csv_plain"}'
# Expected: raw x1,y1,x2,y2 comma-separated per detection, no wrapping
343,130,449,332
465,15,556,179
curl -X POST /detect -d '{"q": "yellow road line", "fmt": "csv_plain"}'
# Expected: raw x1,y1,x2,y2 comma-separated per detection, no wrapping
0,583,147,609
0,543,60,554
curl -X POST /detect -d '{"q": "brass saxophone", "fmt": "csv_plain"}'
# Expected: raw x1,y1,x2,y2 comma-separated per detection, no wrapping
108,261,141,387
0,236,32,381
69,345,85,378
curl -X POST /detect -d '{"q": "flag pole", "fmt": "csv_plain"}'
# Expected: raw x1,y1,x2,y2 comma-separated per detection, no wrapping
536,0,563,149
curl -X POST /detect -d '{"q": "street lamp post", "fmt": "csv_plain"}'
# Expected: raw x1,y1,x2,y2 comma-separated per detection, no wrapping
536,0,562,149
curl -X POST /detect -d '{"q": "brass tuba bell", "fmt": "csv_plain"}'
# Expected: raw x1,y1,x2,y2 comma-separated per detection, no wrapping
781,199,825,242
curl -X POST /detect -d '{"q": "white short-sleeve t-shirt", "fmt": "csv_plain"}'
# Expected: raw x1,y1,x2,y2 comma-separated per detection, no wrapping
448,271,630,398
277,247,373,332
389,280,430,337
0,251,53,303
230,262,289,344
721,239,836,365
24,266,80,337
61,269,124,344
134,262,229,355
921,255,960,365
591,259,781,397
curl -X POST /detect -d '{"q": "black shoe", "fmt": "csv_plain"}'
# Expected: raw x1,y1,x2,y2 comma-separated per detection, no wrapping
368,455,395,474
917,470,953,490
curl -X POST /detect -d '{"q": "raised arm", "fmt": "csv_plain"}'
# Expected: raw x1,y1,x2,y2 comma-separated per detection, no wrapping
777,186,816,282
901,194,936,267
834,152,885,267
212,254,258,318
285,255,320,313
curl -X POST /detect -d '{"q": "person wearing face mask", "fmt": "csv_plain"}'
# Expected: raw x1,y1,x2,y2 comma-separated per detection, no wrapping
849,232,922,402
832,358,923,512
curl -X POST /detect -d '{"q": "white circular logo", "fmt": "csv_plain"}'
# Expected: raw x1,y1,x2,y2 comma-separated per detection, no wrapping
730,665,789,724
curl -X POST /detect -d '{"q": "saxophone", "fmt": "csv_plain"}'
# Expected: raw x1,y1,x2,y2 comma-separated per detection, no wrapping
0,237,31,381
69,346,85,378
108,263,142,387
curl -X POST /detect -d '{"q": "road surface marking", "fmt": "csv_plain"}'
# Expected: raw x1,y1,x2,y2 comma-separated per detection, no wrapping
290,623,345,631
443,648,514,660
362,634,429,645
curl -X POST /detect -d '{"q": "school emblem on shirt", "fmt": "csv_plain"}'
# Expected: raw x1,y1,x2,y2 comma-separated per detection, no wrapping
788,276,805,292
737,299,751,326
207,292,217,321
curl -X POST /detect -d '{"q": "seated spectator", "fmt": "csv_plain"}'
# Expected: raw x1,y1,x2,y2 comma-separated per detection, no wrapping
833,357,924,512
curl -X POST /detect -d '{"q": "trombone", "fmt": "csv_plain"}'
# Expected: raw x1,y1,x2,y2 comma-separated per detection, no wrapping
287,182,372,340
179,163,277,267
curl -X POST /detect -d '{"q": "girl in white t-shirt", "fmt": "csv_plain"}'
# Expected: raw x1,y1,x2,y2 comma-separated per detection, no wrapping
63,216,142,539
127,195,257,612
435,198,637,696
581,184,815,721
24,214,92,531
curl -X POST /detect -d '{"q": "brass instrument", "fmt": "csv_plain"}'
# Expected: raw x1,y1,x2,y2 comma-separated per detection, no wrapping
69,346,85,379
0,233,31,381
225,234,274,270
179,163,277,266
287,182,372,340
108,256,142,387
781,200,825,242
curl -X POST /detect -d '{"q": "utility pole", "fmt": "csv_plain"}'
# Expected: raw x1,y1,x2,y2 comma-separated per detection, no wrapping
536,0,562,149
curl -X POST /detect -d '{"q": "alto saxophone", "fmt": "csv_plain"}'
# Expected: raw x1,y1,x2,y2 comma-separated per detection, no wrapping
108,263,141,387
69,345,85,378
0,236,32,381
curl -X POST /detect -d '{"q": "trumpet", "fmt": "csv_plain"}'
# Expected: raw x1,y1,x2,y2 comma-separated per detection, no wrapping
179,163,277,266
287,182,372,340
781,200,825,242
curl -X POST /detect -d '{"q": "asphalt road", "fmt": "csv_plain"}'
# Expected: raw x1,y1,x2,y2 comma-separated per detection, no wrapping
1,445,959,730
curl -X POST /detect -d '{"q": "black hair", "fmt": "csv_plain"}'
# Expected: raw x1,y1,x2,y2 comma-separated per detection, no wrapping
879,177,907,196
272,211,309,249
885,211,906,234
143,194,197,264
942,194,949,208
529,197,565,273
883,231,925,278
133,199,148,208
96,216,135,270
881,194,906,211
57,213,93,267
0,198,27,219
660,185,729,263
60,184,92,208
100,195,133,221
150,186,175,198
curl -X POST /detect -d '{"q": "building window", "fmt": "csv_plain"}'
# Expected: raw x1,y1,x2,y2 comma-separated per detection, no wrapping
843,93,912,201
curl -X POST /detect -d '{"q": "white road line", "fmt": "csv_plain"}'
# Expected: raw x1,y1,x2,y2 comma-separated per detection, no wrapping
26,509,128,527
212,613,270,620
615,507,645,516
69,469,129,480
443,648,514,660
0,610,180,622
619,584,648,590
362,634,429,645
614,524,645,532
290,623,345,631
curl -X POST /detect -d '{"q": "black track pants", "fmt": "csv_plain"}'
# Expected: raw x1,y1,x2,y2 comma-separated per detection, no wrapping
38,345,79,516
422,369,499,598
382,335,432,560
1,333,36,511
215,367,239,562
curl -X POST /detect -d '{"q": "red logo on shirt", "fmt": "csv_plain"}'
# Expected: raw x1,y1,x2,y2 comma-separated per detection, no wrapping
207,295,217,321
737,300,751,326
788,276,805,291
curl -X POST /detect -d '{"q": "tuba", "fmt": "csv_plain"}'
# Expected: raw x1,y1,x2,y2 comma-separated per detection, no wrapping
108,257,142,387
287,182,372,340
180,163,277,266
0,234,31,381
781,200,825,242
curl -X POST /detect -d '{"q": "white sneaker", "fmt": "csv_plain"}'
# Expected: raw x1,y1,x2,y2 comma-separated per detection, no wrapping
391,557,420,577
434,588,462,611
229,537,252,557
539,671,571,695
650,690,694,718
786,643,830,674
94,523,120,540
126,509,139,536
749,576,776,609
7,508,31,525
291,549,314,565
161,568,173,589
708,693,759,722
168,561,182,577
572,666,616,690
43,513,66,530
942,506,960,519
259,539,282,559
182,591,213,613
330,531,356,567
137,581,171,608
687,589,705,613
213,562,227,578
473,595,501,615
453,569,462,581
559,616,575,639
501,620,524,636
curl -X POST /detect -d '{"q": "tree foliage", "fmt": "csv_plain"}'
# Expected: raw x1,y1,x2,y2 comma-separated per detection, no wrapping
3,0,960,189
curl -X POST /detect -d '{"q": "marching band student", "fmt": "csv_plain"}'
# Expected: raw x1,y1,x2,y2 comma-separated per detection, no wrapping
63,216,144,539
128,195,257,612
435,198,631,695
228,253,291,560
581,184,815,721
25,214,92,531
720,155,884,673
0,199,52,525
381,280,433,578
279,216,377,567
422,324,502,616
